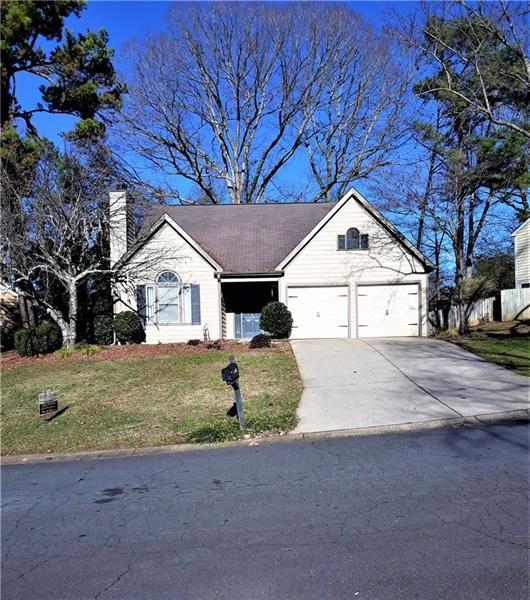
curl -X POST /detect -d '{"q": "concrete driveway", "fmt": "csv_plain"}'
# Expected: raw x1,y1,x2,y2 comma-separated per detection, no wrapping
291,338,529,434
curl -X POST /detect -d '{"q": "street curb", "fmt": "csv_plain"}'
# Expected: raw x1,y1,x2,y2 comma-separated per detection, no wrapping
1,409,528,466
296,409,529,442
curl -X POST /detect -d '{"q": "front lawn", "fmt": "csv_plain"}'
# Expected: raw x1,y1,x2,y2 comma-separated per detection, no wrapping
444,320,530,376
1,344,303,456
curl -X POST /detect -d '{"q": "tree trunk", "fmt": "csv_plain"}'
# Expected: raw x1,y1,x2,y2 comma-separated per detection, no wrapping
465,194,475,279
433,228,443,329
416,144,437,251
18,296,30,328
63,281,78,347
47,280,78,347
454,191,468,335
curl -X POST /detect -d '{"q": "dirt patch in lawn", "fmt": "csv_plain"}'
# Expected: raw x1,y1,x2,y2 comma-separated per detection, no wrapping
1,339,287,372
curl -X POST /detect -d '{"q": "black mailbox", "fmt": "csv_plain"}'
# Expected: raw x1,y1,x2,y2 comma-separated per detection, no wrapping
222,355,244,427
221,362,239,387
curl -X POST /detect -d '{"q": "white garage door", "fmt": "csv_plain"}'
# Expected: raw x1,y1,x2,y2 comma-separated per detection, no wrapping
288,286,348,338
357,284,419,337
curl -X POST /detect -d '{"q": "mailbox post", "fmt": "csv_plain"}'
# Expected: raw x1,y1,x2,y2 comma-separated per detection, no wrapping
221,354,245,429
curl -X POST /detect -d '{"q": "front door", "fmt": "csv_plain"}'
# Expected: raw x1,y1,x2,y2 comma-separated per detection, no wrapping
235,313,261,338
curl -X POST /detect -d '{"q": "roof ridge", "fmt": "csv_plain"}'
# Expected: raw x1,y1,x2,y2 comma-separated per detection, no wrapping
158,202,335,208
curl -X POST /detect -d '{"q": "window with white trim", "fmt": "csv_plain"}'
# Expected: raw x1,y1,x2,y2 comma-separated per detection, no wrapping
145,271,193,324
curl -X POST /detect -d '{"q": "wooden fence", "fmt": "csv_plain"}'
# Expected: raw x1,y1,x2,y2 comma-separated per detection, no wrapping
428,296,496,332
501,288,530,321
428,288,530,333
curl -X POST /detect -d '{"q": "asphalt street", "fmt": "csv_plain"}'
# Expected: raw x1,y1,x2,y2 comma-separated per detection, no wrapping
2,421,529,599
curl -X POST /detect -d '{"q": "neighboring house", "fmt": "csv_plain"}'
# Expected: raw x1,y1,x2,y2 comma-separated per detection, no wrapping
0,284,20,350
511,218,530,288
111,188,434,343
0,283,38,350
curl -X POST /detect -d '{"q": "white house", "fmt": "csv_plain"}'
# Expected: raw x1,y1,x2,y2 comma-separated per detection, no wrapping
111,188,434,343
511,218,530,288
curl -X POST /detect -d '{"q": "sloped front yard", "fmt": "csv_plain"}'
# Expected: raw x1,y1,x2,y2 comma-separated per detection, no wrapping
1,343,303,456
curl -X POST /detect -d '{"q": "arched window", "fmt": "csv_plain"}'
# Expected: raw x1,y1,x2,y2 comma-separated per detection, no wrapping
157,271,181,323
346,227,360,250
337,228,369,251
157,271,180,285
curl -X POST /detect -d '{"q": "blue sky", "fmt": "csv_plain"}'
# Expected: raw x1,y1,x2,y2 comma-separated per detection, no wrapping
16,1,419,202
18,0,417,145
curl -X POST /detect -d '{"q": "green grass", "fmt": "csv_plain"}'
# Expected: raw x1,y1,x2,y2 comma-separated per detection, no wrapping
1,349,303,455
452,338,530,376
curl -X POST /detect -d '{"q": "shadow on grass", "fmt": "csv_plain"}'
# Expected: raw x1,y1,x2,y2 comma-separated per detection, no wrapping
44,405,70,422
187,420,242,444
481,320,530,340
186,413,297,444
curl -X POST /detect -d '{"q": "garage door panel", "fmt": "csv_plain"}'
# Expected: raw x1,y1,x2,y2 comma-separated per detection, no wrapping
288,287,348,339
358,284,419,337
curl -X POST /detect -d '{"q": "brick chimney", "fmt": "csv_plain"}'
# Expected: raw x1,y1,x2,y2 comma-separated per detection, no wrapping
109,184,134,267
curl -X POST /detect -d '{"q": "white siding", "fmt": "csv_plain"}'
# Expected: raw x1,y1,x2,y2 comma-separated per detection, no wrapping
281,198,429,337
514,220,530,288
225,312,235,339
114,223,221,343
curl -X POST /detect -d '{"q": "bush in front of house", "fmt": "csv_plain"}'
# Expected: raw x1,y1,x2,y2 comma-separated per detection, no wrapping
260,301,293,338
34,320,63,354
14,320,63,356
94,315,114,345
14,328,36,357
113,311,145,344
249,333,272,349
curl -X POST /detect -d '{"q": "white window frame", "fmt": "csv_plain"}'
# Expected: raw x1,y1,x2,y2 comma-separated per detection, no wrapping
150,271,192,325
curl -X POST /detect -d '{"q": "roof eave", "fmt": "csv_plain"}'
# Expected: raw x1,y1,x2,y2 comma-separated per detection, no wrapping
216,271,284,279
511,217,530,236
116,213,223,271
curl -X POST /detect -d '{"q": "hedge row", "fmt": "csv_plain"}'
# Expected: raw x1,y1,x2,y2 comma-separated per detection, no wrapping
14,311,146,357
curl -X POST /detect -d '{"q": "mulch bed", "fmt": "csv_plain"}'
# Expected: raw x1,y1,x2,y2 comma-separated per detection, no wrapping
1,339,289,372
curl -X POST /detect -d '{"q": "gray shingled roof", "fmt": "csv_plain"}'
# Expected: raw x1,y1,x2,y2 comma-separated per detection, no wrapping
142,203,335,273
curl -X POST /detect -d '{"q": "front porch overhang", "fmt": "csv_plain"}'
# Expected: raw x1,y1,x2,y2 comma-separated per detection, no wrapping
215,271,284,283
220,278,280,338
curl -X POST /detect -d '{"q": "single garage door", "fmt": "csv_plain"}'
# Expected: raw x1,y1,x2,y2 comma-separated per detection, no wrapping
288,286,348,338
357,284,419,337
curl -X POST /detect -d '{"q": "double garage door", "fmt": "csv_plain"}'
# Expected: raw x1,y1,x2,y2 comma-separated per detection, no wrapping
288,284,419,339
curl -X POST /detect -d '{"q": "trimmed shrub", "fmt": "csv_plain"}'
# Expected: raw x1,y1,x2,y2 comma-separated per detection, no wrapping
187,339,201,346
34,320,63,354
14,328,36,357
249,333,272,349
94,315,114,345
260,301,293,339
14,321,63,356
113,311,145,344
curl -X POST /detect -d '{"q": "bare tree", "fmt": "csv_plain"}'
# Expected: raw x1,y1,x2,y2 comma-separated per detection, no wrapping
0,145,170,346
119,3,410,204
304,14,413,202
